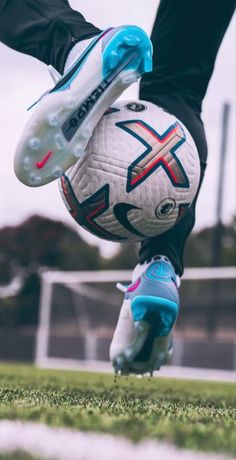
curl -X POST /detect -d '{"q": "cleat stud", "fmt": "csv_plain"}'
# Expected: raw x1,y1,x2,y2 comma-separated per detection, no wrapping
115,356,124,367
23,157,31,170
74,145,84,158
121,72,138,85
52,166,63,178
47,113,59,127
29,173,41,185
55,134,64,151
65,97,76,109
28,137,40,151
81,126,92,140
143,56,153,73
109,50,119,69
124,35,140,46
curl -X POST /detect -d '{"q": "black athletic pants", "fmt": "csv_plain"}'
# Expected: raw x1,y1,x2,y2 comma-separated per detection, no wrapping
0,0,235,275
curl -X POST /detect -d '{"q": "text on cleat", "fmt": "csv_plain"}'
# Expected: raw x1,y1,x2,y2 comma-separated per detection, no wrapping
62,79,110,142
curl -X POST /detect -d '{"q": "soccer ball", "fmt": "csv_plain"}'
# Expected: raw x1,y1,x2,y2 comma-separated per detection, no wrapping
60,100,200,242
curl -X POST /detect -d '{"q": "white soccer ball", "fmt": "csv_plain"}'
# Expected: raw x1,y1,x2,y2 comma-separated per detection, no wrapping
60,100,200,242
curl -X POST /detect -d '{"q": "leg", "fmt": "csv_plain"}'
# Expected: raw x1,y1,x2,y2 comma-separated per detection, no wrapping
139,0,236,275
139,166,206,275
110,0,235,375
0,0,101,73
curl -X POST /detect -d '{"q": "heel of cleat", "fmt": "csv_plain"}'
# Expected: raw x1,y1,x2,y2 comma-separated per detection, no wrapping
131,296,178,337
102,25,153,81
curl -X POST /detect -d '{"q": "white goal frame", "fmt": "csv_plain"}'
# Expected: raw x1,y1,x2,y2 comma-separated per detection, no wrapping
35,266,236,371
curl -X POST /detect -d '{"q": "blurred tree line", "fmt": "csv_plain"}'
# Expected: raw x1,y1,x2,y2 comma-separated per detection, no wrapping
0,214,235,327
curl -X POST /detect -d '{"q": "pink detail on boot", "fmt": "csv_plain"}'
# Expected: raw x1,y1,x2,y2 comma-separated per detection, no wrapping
127,277,141,292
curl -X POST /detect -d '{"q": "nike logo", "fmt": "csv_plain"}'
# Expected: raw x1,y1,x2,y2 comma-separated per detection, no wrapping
36,151,52,169
113,203,146,238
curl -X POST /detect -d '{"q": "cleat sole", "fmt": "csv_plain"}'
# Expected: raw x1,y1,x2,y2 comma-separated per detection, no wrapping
14,25,152,187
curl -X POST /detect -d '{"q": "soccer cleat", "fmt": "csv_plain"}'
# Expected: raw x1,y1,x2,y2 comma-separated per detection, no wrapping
14,26,153,187
110,256,179,375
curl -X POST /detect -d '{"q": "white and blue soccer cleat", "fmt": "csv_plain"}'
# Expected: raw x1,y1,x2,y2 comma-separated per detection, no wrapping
14,26,152,187
110,256,180,375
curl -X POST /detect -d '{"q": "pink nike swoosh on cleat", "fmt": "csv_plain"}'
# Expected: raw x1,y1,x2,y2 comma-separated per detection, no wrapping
36,151,53,169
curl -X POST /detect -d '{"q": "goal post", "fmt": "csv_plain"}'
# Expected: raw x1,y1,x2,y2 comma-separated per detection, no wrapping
35,266,236,371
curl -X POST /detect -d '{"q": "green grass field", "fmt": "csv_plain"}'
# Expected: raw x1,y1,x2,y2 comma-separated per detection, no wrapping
0,363,235,457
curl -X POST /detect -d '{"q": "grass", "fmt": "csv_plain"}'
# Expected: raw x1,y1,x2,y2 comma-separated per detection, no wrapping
0,363,235,456
0,453,40,460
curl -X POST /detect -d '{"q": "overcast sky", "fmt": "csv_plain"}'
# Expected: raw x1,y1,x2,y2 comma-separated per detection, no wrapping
0,0,235,255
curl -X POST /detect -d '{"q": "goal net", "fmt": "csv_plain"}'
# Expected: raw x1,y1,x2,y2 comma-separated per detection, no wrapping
35,267,236,371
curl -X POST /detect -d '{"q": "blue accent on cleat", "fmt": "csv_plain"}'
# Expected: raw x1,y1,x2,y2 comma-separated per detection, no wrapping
102,25,153,80
131,296,178,337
